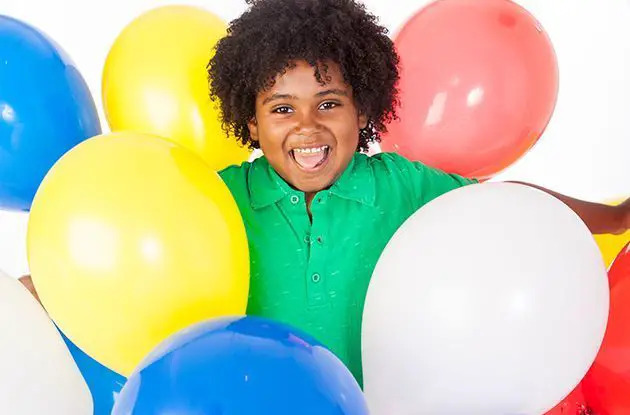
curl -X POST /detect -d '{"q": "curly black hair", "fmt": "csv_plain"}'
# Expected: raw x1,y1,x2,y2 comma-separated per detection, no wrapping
207,0,400,152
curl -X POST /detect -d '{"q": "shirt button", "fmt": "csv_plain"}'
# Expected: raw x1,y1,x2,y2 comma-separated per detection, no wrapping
290,195,300,204
311,273,321,283
304,235,311,243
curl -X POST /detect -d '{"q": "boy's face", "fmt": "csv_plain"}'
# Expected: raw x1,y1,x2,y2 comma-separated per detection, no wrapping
248,60,367,194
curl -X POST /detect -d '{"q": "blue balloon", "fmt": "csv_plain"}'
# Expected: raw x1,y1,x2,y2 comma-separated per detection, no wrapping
113,316,368,415
0,15,100,211
60,331,126,415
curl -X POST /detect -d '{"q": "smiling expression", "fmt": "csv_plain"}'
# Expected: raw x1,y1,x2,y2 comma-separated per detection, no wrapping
248,60,368,195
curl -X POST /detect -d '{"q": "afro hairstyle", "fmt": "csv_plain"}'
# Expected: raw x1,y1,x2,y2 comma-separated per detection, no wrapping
207,0,400,152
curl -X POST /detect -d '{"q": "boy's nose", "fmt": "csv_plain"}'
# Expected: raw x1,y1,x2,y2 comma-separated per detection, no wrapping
293,111,321,135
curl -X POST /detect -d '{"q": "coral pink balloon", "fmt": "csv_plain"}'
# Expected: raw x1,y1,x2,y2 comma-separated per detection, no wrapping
382,0,558,179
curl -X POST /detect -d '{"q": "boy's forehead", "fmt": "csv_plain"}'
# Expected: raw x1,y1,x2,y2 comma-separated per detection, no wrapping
258,60,350,96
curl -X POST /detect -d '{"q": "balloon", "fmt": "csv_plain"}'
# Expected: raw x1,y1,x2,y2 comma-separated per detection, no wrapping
0,15,101,211
608,242,630,289
102,5,250,170
582,244,630,415
0,270,92,414
594,199,630,268
112,316,368,415
544,383,591,415
27,132,249,375
381,0,558,179
60,331,125,415
362,183,608,415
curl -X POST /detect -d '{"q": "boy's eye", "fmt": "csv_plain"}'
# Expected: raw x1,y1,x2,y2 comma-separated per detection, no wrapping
319,101,340,110
272,106,293,114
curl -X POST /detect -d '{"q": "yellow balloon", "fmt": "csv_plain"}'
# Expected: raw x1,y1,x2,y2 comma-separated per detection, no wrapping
594,198,630,267
27,132,249,375
102,6,250,170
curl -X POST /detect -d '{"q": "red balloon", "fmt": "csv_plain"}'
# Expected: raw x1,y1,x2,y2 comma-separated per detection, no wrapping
382,0,558,179
544,383,592,415
582,244,630,414
608,242,630,289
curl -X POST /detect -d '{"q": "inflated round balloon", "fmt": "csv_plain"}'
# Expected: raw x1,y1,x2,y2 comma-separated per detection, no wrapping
0,271,92,414
27,132,249,375
362,183,608,415
0,15,101,211
60,331,125,415
582,244,630,414
102,6,250,170
594,198,629,268
381,0,558,179
112,316,368,415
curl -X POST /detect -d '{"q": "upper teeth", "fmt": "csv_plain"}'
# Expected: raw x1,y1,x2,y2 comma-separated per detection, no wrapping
293,146,329,154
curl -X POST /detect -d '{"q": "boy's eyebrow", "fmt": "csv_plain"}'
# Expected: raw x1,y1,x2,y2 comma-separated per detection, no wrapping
262,89,349,105
315,88,349,98
262,93,297,105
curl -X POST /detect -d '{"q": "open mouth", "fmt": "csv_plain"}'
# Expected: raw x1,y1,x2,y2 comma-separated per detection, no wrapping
289,145,331,172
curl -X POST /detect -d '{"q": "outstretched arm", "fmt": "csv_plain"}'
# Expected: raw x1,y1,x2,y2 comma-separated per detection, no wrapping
510,182,629,235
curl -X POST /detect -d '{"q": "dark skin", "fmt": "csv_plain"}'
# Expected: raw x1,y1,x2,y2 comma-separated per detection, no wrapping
248,60,367,217
17,59,630,300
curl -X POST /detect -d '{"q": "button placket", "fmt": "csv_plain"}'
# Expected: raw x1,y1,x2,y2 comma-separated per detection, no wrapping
305,196,328,306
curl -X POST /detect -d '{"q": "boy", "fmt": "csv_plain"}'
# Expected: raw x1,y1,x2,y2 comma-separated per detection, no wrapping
208,0,629,385
21,0,629,386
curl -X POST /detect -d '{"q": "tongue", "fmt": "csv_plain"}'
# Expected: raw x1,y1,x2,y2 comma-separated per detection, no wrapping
293,150,326,169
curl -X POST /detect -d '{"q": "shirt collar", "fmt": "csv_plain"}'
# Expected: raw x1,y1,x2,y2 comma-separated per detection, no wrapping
329,153,375,206
248,153,375,209
249,157,290,209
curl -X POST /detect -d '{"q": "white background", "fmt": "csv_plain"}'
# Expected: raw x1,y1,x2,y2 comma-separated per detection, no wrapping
1,0,629,277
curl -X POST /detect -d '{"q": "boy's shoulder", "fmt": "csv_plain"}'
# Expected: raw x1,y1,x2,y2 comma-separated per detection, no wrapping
218,159,254,179
359,151,432,175
218,155,270,179
217,158,258,195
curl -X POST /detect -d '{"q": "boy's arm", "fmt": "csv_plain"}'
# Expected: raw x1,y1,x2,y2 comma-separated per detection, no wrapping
510,181,629,235
19,275,42,305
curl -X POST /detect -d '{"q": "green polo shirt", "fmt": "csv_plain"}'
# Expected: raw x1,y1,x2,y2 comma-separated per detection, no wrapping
218,152,474,385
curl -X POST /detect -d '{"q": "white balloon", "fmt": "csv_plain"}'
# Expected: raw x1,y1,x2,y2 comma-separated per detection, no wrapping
0,271,92,414
362,183,609,415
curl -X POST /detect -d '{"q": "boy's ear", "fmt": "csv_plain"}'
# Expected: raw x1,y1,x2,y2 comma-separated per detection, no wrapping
358,113,368,130
248,117,259,142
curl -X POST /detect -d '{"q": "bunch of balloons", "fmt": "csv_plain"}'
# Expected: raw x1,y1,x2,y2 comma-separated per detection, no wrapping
2,5,365,413
1,0,628,413
1,6,254,413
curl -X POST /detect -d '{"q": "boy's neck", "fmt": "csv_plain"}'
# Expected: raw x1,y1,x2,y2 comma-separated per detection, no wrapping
305,192,316,221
